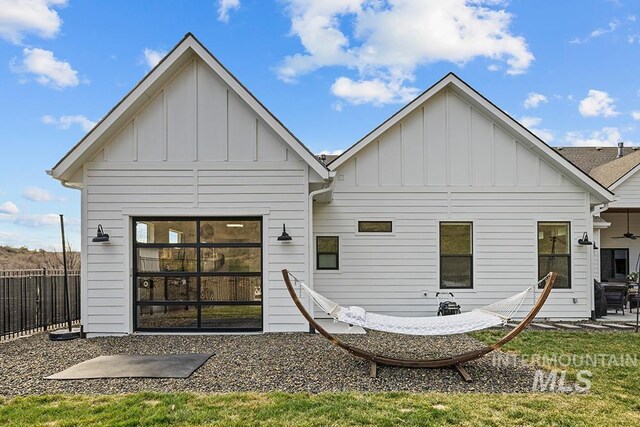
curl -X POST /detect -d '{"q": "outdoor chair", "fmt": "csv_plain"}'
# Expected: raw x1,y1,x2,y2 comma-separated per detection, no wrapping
604,283,628,315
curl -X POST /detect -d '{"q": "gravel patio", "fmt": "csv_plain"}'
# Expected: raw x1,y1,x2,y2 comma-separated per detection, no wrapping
0,331,542,396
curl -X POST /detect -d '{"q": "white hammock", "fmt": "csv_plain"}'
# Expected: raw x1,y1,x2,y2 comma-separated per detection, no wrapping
292,276,547,336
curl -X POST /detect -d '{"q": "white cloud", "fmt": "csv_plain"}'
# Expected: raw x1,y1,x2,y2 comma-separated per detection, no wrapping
218,0,240,22
570,19,620,44
0,201,19,214
579,89,619,118
523,92,547,109
0,0,67,44
22,186,61,202
331,76,418,106
519,116,554,142
42,114,95,132
0,211,65,227
278,0,534,105
565,127,623,147
12,47,79,89
142,48,166,69
632,111,640,120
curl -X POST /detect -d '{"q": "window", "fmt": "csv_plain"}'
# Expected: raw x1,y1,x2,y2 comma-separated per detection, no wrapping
600,249,629,281
440,222,473,289
317,236,339,270
168,229,183,244
538,222,571,289
358,221,393,233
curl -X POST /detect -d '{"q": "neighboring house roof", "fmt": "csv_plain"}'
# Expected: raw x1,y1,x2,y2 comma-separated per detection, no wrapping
553,147,639,174
589,149,640,189
327,73,614,203
50,33,330,183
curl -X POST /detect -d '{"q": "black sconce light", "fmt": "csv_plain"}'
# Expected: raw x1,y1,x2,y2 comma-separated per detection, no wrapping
92,224,110,243
578,232,593,245
277,223,292,241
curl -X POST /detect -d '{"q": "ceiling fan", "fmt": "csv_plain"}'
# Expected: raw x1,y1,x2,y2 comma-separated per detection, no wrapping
612,209,637,240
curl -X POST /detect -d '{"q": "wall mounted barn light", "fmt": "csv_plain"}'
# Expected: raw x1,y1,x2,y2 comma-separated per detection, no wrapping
577,232,593,245
92,224,110,243
277,223,292,241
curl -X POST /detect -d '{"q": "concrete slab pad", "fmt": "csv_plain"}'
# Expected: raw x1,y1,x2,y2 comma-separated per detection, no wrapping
553,323,583,330
315,318,366,334
45,353,213,380
602,323,634,330
579,324,609,330
530,323,557,330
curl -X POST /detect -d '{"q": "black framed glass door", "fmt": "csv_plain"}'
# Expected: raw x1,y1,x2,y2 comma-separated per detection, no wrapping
133,217,262,332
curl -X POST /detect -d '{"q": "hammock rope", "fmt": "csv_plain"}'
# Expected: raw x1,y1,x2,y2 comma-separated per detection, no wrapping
288,273,549,336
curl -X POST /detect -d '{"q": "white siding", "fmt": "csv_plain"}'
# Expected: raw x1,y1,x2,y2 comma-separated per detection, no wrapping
316,90,592,320
84,59,312,336
611,171,640,208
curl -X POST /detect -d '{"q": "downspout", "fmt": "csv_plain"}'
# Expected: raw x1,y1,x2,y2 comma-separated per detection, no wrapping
307,173,335,330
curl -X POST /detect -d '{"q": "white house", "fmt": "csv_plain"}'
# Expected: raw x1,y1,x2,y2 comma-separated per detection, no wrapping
50,34,615,337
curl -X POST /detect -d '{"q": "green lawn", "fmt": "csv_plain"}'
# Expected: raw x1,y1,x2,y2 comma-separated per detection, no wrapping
1,331,640,426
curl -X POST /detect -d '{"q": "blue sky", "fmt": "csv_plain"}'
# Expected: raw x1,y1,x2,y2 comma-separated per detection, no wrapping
0,0,639,250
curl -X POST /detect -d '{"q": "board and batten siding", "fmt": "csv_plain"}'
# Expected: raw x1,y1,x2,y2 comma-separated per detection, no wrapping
314,90,593,319
82,59,314,336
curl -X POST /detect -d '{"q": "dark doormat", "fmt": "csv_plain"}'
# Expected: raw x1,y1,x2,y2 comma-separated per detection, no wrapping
45,353,214,380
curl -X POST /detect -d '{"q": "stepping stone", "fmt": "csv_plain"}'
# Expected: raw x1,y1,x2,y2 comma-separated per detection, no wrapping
602,323,634,330
530,323,556,330
580,324,609,330
553,323,582,330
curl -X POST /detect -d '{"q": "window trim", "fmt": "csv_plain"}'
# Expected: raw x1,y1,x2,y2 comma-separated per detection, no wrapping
439,221,474,290
537,221,572,289
355,218,395,236
316,236,340,271
357,220,394,234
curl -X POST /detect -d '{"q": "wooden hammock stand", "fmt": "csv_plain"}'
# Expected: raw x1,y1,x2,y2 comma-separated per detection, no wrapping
282,269,557,381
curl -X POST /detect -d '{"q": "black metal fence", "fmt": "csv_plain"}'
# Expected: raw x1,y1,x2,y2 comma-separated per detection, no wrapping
0,269,81,341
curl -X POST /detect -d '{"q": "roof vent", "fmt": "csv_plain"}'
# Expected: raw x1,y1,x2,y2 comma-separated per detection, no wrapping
634,147,639,151
595,147,602,151
557,147,563,151
617,142,624,158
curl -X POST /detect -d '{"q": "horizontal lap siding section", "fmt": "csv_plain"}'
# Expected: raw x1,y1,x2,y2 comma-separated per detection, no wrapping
314,188,590,319
85,162,310,334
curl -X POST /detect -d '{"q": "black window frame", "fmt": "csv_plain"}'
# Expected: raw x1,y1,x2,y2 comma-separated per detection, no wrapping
132,216,263,333
357,220,393,233
600,248,630,281
316,236,339,270
439,221,473,289
537,221,571,289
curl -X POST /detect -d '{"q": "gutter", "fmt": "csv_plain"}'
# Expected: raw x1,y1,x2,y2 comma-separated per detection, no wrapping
46,169,84,190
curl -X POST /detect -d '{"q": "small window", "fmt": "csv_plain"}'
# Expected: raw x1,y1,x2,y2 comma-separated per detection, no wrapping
358,221,393,233
317,236,339,270
169,229,183,244
440,222,473,289
538,222,571,289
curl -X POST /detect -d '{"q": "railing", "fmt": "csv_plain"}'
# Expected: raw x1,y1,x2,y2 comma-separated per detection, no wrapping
0,269,81,341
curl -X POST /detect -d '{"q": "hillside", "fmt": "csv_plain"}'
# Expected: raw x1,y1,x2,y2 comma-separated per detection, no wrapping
0,246,80,271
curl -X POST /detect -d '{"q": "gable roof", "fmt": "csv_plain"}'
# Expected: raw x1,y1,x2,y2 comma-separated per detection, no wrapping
589,149,640,189
554,146,639,174
50,33,330,183
327,72,614,203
